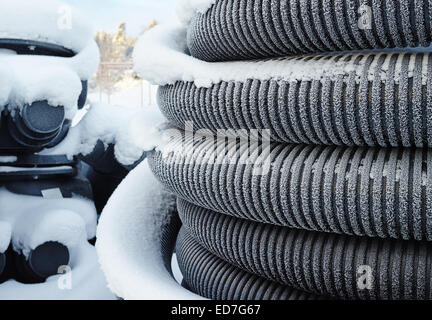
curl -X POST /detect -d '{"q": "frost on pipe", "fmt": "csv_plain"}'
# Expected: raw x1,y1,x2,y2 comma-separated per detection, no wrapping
178,199,432,300
148,131,432,241
186,0,432,62
177,228,325,300
159,51,432,148
96,159,202,300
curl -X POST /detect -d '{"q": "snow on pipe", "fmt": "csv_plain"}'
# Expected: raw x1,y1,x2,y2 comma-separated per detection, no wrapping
96,160,203,300
157,52,432,148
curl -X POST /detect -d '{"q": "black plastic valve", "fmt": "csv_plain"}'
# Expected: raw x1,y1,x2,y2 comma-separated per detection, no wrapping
13,242,70,284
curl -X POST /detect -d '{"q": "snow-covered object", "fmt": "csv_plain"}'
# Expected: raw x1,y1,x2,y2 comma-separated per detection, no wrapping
0,242,115,300
0,0,94,54
0,43,99,120
0,0,100,120
43,103,165,166
176,0,215,25
96,159,203,300
0,188,97,257
0,222,12,254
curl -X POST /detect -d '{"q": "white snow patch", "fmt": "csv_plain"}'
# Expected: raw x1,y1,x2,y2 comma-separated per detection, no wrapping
177,0,216,25
0,156,17,163
0,0,94,54
0,222,12,253
0,241,115,300
0,188,97,257
13,209,86,258
171,253,183,284
0,165,71,173
96,159,203,300
42,103,166,166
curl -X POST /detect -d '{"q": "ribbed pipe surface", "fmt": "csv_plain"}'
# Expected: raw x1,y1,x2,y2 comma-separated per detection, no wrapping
187,0,432,61
148,132,432,241
176,227,325,300
178,198,432,300
159,52,432,148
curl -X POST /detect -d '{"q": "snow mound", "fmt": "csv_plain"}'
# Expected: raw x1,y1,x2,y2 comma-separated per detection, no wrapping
96,159,203,300
0,242,115,300
13,209,86,258
43,103,165,166
177,0,216,25
0,0,94,54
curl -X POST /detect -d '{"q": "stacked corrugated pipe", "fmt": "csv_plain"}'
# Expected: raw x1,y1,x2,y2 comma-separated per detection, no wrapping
148,0,432,300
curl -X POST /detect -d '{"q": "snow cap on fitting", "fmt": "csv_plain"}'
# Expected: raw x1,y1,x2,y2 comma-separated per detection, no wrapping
0,0,94,54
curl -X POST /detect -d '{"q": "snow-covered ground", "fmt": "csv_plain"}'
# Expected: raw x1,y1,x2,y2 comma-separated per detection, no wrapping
96,159,201,300
88,78,158,109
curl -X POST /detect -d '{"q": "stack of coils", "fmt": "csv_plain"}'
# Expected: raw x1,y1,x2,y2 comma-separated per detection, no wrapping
148,0,432,300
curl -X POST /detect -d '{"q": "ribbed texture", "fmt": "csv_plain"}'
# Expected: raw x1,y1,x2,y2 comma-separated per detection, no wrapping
160,210,182,274
159,52,432,148
176,227,324,300
178,199,432,300
148,132,432,241
187,0,432,62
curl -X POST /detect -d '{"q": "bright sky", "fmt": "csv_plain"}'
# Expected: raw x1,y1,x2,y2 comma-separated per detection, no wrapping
63,0,178,36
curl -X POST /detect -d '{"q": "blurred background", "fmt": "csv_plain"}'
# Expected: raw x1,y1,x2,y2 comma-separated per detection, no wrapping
63,0,178,108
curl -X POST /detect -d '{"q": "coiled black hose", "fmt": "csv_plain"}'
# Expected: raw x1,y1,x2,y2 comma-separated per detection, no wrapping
144,0,432,301
178,198,432,300
158,51,432,148
148,133,432,241
176,227,325,300
187,0,432,62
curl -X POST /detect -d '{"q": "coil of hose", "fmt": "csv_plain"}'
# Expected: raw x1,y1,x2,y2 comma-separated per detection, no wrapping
158,52,432,149
148,135,432,242
176,227,324,300
177,199,432,300
143,0,432,300
187,0,432,62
